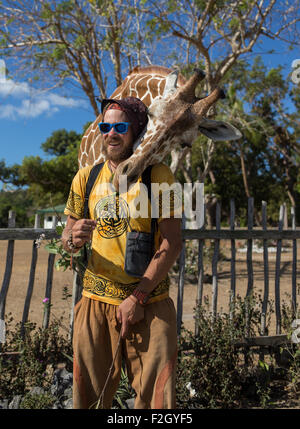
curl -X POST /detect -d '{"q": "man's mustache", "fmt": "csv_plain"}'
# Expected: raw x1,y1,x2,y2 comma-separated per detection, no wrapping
105,136,123,144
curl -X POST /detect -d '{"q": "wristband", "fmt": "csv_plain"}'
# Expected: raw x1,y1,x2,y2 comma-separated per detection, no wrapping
131,288,150,306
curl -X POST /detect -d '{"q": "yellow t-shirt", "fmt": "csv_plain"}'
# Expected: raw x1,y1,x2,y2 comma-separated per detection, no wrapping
64,161,182,305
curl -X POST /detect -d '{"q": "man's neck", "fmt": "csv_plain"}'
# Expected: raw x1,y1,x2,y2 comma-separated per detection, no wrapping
108,160,118,172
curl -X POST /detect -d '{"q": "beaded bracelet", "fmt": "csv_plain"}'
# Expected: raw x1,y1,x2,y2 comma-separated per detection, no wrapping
67,230,78,269
67,230,77,251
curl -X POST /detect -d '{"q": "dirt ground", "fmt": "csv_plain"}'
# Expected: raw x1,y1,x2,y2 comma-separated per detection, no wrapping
0,239,299,336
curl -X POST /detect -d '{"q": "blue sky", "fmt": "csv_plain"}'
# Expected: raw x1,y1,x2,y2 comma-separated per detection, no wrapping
0,37,298,177
0,77,94,166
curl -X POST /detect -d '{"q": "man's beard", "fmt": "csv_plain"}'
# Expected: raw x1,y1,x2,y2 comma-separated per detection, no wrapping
103,136,133,163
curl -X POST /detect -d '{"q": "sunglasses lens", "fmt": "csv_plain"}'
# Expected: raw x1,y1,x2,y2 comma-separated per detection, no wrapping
115,123,127,134
99,123,111,133
99,122,130,134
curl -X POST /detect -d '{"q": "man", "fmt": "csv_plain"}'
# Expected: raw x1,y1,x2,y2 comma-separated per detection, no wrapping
62,96,182,409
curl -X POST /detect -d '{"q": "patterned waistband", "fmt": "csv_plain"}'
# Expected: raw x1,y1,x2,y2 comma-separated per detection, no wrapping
82,269,170,305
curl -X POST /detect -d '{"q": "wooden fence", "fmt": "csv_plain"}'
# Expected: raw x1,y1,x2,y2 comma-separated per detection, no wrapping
177,198,299,348
0,197,299,348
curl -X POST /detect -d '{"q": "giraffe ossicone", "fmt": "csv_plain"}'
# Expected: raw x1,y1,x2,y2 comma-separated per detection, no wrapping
78,65,242,191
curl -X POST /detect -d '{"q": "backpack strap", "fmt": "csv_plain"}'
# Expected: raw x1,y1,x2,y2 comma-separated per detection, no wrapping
82,162,104,265
84,163,154,220
83,162,104,219
141,165,157,251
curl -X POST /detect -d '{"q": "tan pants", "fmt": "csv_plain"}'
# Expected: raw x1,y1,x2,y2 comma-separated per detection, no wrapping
72,296,177,409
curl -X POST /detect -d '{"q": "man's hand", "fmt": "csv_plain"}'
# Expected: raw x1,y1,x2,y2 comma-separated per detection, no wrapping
62,216,97,251
71,219,97,248
117,296,145,339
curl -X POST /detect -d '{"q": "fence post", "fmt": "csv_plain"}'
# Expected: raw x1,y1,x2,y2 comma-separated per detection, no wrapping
177,214,186,336
195,202,206,336
211,201,221,319
0,211,16,345
21,214,40,337
291,206,297,318
69,270,83,341
261,201,269,336
245,197,254,342
229,199,236,319
42,216,57,330
246,197,254,298
275,204,285,334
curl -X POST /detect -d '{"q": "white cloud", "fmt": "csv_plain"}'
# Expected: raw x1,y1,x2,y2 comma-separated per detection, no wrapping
0,78,87,119
0,79,31,98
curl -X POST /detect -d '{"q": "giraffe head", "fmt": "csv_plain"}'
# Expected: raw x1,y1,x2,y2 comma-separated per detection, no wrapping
112,69,234,190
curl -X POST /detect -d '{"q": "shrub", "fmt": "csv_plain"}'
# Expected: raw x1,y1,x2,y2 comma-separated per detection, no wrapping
0,316,72,401
176,307,244,408
20,392,57,409
176,294,277,408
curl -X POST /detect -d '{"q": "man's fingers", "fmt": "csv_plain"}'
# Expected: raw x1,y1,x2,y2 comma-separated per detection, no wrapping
71,219,96,245
76,229,93,238
121,320,128,339
83,222,96,231
79,221,96,232
117,308,129,339
116,307,122,324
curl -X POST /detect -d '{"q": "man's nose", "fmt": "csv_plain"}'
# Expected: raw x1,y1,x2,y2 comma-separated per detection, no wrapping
108,125,117,136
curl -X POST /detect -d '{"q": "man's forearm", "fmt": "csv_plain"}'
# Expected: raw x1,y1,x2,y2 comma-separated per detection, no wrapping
137,237,182,295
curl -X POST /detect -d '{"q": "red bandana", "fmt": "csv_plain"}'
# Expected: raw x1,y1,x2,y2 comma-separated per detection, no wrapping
107,103,123,111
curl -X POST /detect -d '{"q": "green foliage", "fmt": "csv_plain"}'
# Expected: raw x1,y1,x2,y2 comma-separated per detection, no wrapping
17,128,81,206
0,298,299,408
0,188,34,227
42,129,81,157
176,303,244,408
0,316,73,401
0,128,83,222
175,294,292,409
45,237,88,275
112,366,136,409
200,57,300,225
20,392,57,409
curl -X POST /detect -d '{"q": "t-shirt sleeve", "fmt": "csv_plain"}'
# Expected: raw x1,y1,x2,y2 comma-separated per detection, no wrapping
64,167,92,219
150,163,183,224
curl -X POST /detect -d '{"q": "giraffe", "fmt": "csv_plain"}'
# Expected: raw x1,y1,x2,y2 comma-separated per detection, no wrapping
78,65,242,190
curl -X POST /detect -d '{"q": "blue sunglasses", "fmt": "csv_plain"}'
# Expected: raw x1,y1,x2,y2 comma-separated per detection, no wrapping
98,122,131,134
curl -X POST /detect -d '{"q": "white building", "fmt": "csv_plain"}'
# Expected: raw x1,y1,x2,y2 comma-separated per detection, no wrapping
37,204,67,229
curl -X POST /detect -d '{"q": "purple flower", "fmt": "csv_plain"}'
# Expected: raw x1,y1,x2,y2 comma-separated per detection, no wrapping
43,298,49,303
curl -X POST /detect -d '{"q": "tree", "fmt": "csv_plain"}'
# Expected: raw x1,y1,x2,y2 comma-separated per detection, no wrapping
0,0,152,116
142,0,300,181
0,188,34,227
144,0,300,90
0,128,83,209
183,56,300,225
1,0,299,221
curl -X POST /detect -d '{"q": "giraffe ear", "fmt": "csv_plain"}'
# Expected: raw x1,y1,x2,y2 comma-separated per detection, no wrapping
162,70,179,97
198,118,242,141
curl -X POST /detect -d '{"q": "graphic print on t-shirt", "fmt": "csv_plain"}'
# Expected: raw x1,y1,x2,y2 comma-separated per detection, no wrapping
93,193,130,239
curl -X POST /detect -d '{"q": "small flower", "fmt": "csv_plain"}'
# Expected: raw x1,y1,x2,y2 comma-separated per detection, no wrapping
42,297,52,310
35,233,46,248
186,382,196,398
